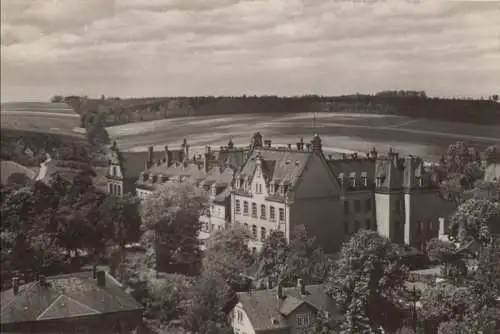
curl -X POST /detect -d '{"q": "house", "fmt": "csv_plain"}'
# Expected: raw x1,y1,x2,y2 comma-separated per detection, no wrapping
484,162,500,182
0,160,38,186
35,154,88,186
231,280,339,334
106,141,167,197
230,133,455,253
0,270,144,333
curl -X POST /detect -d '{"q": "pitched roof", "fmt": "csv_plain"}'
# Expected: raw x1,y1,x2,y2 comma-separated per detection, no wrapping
237,149,312,187
35,157,84,185
327,158,375,187
236,284,338,332
120,151,163,179
202,165,235,187
0,271,143,325
0,160,37,185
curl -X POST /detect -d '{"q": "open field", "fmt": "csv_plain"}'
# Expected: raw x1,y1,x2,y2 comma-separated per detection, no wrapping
107,112,500,161
1,102,83,138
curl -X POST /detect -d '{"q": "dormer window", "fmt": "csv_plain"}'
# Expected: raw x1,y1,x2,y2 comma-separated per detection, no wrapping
376,176,382,188
211,184,217,196
338,173,345,187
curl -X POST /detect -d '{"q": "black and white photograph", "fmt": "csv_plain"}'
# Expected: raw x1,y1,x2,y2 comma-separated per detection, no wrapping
1,0,499,333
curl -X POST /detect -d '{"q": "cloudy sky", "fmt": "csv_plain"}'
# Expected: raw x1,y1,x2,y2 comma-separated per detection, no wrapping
1,0,499,102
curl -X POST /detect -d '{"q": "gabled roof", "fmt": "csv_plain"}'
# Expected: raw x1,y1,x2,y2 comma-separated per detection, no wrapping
236,284,337,332
0,160,37,185
237,149,312,187
0,271,143,325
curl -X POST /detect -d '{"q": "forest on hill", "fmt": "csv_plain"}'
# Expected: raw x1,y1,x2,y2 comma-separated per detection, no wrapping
55,91,500,128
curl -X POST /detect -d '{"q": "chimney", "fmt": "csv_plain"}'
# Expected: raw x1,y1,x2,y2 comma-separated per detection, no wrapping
148,146,154,163
12,277,20,295
328,154,333,160
296,142,302,151
96,270,106,287
164,145,170,167
297,278,306,295
439,217,446,237
287,143,292,150
92,264,97,279
306,143,312,151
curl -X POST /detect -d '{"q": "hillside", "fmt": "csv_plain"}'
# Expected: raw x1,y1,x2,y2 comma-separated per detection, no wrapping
78,93,500,128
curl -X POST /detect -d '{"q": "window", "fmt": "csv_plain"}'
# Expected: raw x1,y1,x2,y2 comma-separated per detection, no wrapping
270,206,276,221
361,175,368,187
255,183,262,193
376,177,382,188
112,166,117,176
354,200,361,212
279,208,285,222
350,176,356,188
252,225,257,239
344,221,349,234
251,203,257,218
260,204,266,219
354,220,360,232
243,201,249,215
343,201,349,214
261,227,266,240
366,198,372,212
211,224,214,232
235,200,241,213
296,313,310,328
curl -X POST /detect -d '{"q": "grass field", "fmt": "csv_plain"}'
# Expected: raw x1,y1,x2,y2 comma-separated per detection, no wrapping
1,102,83,138
107,112,500,161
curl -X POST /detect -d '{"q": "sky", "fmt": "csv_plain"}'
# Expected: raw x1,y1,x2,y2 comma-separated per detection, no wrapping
1,0,499,102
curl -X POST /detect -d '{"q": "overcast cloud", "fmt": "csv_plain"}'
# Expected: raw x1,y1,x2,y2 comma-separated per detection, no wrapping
1,0,499,102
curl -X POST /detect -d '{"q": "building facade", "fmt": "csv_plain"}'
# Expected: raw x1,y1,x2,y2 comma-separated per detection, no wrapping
230,133,454,253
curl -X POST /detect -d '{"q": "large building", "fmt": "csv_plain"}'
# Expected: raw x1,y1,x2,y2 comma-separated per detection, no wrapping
107,133,454,253
230,133,454,253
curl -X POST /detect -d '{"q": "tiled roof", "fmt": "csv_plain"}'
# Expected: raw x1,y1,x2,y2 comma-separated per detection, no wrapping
0,271,143,325
237,149,312,187
202,165,235,187
0,160,37,185
236,284,337,332
215,149,249,170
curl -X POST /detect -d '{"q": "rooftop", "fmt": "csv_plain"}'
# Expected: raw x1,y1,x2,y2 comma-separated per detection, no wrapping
0,271,143,325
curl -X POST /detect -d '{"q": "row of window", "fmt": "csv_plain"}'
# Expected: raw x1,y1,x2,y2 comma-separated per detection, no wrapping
343,198,372,214
241,223,269,241
235,200,285,222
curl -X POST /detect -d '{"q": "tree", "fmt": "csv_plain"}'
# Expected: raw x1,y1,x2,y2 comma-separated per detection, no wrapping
202,226,254,290
281,225,330,286
326,230,409,333
449,198,500,245
256,229,288,288
140,180,207,274
426,238,467,280
483,145,500,165
181,271,235,334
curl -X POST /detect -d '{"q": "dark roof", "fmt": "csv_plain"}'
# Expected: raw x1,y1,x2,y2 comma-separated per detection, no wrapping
120,151,163,179
202,165,235,187
0,271,143,325
327,158,375,187
236,284,338,332
236,149,312,187
215,149,249,170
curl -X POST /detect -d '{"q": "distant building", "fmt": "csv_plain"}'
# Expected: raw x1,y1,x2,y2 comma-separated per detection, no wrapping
484,162,500,182
231,280,339,334
0,270,143,333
